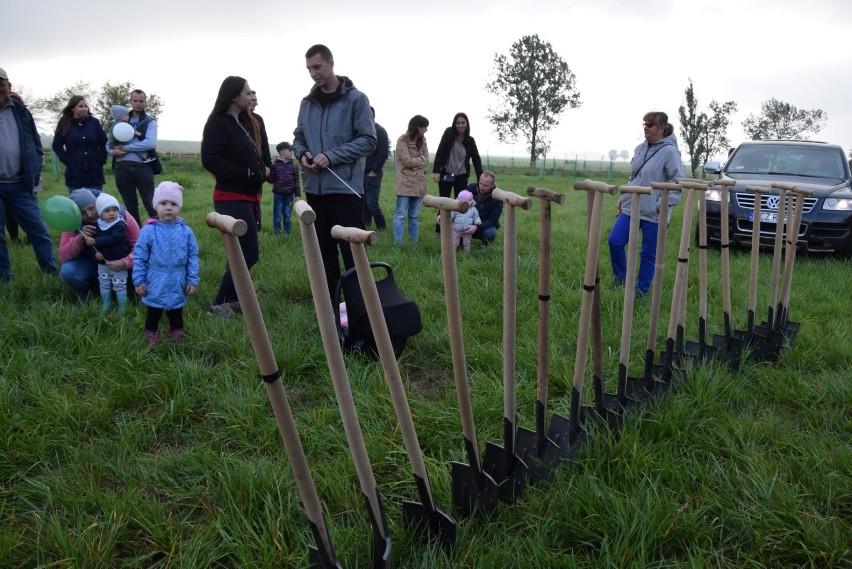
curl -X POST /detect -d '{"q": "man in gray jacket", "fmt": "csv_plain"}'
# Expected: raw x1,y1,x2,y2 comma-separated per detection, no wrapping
293,44,376,301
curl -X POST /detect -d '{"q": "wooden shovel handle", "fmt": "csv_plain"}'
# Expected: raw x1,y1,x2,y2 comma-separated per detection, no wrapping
745,186,769,313
708,179,736,188
651,182,682,191
297,216,385,530
619,185,652,196
293,199,316,224
772,182,796,192
678,180,709,191
491,188,532,209
574,179,616,195
423,194,470,213
330,225,378,246
206,212,248,236
527,185,565,204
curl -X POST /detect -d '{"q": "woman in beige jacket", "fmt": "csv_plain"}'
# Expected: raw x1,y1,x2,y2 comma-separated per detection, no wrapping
393,115,429,243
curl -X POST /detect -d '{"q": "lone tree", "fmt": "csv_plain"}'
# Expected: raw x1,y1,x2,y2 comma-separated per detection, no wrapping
742,98,827,140
619,150,629,161
486,34,581,167
678,79,737,176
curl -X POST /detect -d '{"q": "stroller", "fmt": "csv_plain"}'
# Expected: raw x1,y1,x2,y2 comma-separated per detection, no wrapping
333,262,422,358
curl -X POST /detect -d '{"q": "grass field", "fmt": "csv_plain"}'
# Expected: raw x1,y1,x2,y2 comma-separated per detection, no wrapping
1,159,849,567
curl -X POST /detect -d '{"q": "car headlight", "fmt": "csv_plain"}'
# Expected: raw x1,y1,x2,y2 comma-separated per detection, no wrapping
706,188,729,202
823,198,852,211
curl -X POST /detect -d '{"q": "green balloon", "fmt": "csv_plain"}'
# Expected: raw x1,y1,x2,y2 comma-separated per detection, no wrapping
41,195,82,232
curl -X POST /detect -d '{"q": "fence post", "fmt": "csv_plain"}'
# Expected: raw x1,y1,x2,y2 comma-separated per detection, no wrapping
572,155,577,182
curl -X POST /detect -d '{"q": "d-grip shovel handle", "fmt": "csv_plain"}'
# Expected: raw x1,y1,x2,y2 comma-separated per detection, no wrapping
423,194,470,213
492,188,532,209
332,226,378,246
527,185,566,204
297,203,391,561
206,212,248,236
207,212,340,568
778,187,813,325
423,197,481,471
709,179,736,335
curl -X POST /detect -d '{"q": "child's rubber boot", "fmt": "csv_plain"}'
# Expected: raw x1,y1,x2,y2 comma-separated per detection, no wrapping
145,330,160,345
169,328,186,343
116,292,128,314
101,294,112,312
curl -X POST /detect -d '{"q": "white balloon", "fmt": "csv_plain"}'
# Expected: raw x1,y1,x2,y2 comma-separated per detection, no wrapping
112,122,135,143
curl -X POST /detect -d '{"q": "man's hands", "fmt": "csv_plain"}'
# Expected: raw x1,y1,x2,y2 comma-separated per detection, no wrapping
301,152,330,172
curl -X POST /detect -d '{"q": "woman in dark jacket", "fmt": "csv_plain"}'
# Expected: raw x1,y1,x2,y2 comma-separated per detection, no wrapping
431,112,483,199
52,95,108,193
201,75,265,317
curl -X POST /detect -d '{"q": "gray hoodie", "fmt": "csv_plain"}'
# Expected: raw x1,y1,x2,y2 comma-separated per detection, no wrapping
620,133,684,222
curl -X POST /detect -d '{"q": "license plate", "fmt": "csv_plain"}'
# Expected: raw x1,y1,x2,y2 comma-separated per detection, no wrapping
748,211,785,223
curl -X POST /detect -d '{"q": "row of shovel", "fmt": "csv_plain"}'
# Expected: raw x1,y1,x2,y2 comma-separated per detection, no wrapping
203,175,808,567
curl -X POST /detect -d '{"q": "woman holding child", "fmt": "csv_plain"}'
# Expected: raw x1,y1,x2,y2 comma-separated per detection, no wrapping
52,95,108,193
201,76,265,317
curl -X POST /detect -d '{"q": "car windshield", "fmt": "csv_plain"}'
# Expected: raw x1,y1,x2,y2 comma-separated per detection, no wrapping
727,145,846,179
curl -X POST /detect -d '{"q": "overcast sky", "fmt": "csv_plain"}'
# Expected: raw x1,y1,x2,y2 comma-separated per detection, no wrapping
6,0,851,162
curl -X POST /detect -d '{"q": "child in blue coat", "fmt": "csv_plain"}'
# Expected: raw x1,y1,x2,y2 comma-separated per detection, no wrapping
133,181,200,344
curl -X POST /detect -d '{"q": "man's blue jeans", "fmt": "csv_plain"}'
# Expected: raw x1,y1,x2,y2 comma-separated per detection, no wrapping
607,212,659,294
0,181,57,279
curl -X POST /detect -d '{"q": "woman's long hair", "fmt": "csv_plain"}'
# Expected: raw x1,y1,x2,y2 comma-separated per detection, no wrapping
58,95,87,136
406,115,429,151
451,112,470,140
209,76,261,150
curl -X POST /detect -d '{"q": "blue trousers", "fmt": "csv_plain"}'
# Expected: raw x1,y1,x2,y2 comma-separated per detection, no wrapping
0,181,57,279
393,196,423,243
607,213,658,294
363,173,386,230
273,193,295,234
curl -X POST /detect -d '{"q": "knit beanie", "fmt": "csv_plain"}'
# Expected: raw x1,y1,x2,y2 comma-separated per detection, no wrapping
96,193,120,216
457,189,474,203
111,105,129,121
68,188,97,210
153,181,184,209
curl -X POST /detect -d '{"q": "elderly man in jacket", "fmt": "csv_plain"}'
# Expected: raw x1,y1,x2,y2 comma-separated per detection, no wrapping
0,66,57,281
293,44,376,301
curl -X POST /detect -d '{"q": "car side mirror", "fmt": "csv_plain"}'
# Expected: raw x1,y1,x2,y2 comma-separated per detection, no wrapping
704,160,721,174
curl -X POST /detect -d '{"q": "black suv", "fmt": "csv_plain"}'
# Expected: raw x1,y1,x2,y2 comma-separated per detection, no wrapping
704,140,852,255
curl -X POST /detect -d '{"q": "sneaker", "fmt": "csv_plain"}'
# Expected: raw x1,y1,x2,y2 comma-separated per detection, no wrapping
208,303,234,317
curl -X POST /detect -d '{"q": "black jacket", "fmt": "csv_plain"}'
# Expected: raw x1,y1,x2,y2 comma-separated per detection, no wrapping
201,114,265,196
432,127,483,180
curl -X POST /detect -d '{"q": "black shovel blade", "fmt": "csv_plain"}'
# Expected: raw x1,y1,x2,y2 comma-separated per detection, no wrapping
481,441,530,502
514,425,561,483
546,412,583,460
402,475,456,550
307,517,343,569
450,460,499,518
711,334,742,371
363,488,392,569
625,374,656,406
683,339,719,364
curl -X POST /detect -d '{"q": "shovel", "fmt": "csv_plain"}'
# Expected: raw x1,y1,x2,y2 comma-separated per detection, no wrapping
624,182,681,402
331,225,456,549
679,181,719,366
481,188,534,500
423,195,499,518
706,179,742,368
206,212,342,569
767,187,812,352
513,186,575,479
294,201,391,568
731,185,772,358
655,180,698,390
590,185,651,429
567,180,616,448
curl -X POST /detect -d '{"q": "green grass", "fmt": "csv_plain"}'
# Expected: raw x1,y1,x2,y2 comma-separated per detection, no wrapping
1,161,849,567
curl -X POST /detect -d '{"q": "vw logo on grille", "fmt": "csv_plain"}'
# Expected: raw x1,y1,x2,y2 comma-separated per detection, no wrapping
766,195,781,210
